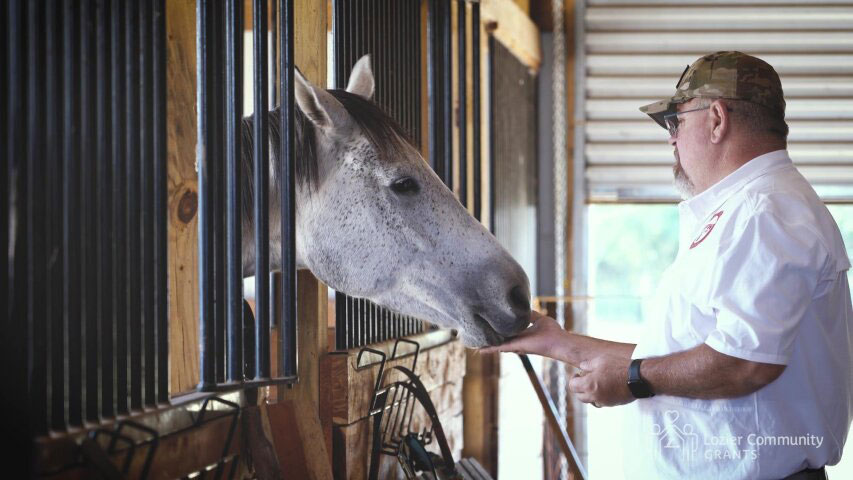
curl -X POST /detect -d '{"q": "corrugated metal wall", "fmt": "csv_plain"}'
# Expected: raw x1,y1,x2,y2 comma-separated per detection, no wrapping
582,0,853,202
492,40,538,295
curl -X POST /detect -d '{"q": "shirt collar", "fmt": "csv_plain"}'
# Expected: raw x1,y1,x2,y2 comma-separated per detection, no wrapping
679,149,792,221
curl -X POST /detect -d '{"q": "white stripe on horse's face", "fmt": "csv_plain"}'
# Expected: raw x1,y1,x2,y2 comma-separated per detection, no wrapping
287,56,532,347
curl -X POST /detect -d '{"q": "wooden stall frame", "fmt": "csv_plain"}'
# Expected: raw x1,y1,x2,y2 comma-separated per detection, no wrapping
462,0,541,477
166,0,332,478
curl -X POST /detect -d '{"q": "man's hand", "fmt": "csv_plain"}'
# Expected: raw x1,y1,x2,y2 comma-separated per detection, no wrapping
479,310,637,368
479,310,641,407
570,355,635,408
478,311,568,361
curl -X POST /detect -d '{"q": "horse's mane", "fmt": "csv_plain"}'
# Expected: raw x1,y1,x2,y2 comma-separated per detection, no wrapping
240,89,412,199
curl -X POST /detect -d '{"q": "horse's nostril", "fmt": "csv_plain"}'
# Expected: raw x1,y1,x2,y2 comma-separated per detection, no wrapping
508,285,530,314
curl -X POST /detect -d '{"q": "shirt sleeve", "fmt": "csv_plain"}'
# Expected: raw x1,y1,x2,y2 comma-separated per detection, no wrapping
703,208,825,365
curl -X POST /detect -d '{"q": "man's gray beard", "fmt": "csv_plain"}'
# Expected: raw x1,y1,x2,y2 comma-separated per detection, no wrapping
673,149,695,199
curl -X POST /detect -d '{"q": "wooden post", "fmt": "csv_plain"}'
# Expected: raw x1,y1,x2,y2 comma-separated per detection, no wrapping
462,10,501,477
528,0,584,477
462,2,542,477
267,269,332,479
264,2,333,479
166,0,201,396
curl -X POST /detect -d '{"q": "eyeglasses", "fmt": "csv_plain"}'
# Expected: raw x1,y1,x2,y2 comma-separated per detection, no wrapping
662,105,734,138
662,106,710,138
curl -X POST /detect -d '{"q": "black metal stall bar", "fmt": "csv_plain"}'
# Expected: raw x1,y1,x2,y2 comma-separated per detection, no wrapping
441,0,454,189
458,0,468,209
426,0,453,188
331,0,429,352
252,0,272,381
5,0,169,439
279,0,298,378
197,0,216,391
488,35,496,232
225,0,244,384
472,2,482,222
197,0,298,391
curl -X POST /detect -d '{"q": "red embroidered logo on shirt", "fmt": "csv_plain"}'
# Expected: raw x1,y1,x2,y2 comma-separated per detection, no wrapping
690,211,724,249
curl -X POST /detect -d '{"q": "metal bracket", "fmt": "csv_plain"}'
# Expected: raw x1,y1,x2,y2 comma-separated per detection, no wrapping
390,337,421,373
81,419,159,479
356,347,388,413
194,396,241,480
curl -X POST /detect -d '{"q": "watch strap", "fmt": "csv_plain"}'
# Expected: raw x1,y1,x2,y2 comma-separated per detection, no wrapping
628,358,655,398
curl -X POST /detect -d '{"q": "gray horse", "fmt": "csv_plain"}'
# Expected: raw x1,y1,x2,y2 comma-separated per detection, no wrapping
241,55,530,347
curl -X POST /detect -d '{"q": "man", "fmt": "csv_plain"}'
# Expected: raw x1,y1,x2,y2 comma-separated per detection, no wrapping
483,52,853,479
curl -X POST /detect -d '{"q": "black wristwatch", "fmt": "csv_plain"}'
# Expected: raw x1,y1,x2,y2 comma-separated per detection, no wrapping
627,358,655,399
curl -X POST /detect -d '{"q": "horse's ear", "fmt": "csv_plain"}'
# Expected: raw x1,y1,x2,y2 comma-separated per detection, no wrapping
294,69,351,135
346,55,375,100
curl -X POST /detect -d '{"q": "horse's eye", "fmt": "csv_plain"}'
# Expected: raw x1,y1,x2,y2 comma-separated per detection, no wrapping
390,177,420,196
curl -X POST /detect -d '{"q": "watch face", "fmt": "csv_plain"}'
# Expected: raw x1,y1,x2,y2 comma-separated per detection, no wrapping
628,380,654,399
628,359,654,398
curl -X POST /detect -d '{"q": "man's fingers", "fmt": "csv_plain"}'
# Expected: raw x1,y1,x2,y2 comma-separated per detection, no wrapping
575,392,595,404
479,345,510,354
479,344,522,354
569,373,587,393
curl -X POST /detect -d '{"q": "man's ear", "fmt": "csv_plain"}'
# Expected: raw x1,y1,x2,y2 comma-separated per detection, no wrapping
709,100,730,144
345,55,375,100
294,69,351,135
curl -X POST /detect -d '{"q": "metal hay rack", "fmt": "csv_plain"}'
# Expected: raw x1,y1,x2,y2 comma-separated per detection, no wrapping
359,339,492,480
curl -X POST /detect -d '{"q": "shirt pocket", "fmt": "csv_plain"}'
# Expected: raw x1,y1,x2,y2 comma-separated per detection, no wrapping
663,261,717,349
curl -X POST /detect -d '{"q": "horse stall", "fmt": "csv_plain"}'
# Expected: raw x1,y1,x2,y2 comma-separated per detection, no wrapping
2,1,567,479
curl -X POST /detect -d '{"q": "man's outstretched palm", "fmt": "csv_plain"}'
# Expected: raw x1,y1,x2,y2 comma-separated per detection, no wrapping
479,310,569,363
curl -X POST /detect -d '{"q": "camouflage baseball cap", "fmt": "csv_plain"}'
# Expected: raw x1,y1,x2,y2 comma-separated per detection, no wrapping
639,51,786,130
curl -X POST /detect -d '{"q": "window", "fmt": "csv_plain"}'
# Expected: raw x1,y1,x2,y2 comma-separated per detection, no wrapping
586,204,677,479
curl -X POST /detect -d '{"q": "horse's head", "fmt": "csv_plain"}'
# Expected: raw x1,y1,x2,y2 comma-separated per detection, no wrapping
282,56,530,347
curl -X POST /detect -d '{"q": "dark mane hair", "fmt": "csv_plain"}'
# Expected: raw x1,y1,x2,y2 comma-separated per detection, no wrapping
240,89,412,199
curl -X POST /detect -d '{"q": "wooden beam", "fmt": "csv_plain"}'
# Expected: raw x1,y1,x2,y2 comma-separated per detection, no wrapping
479,14,492,233
529,0,555,32
266,398,331,480
264,2,332,478
167,0,200,396
461,13,502,477
463,350,501,477
420,0,430,160
323,331,463,426
481,0,542,72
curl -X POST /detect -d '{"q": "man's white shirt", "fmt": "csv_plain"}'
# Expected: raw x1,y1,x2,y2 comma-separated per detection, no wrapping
623,150,853,479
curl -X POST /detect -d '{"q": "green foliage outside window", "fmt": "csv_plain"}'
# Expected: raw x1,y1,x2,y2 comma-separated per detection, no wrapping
588,204,679,324
589,204,853,326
